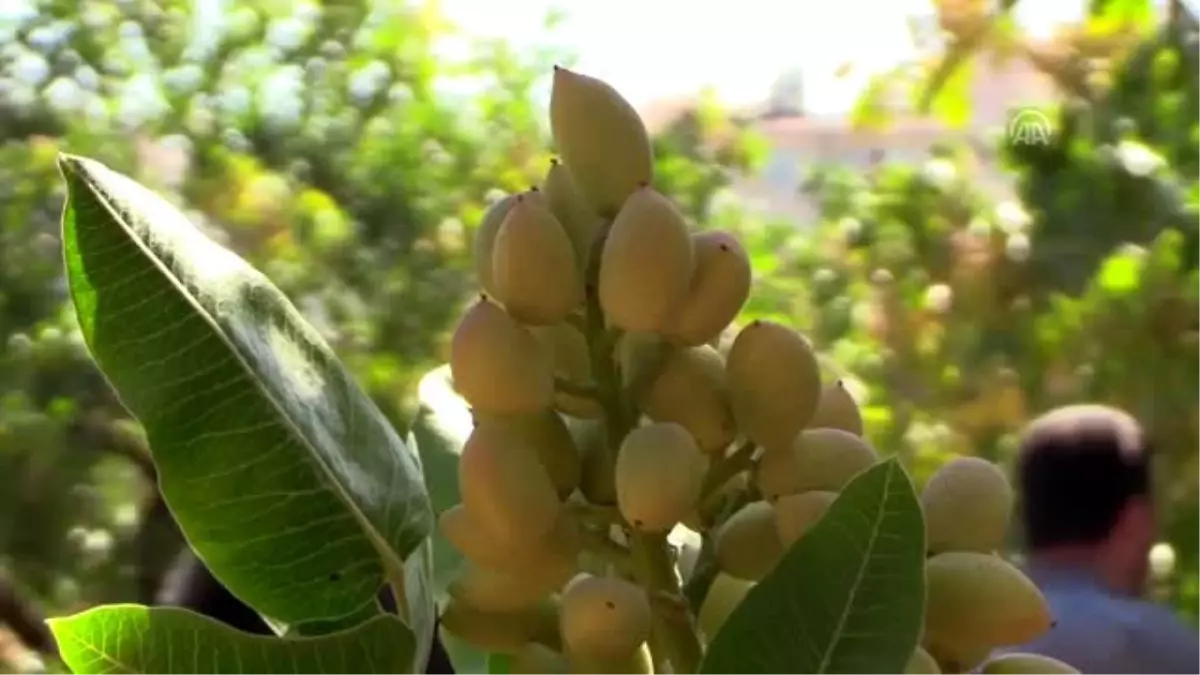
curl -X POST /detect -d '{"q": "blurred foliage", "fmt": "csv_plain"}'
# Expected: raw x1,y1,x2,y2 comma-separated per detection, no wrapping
0,0,759,642
730,1,1199,624
0,0,1196,669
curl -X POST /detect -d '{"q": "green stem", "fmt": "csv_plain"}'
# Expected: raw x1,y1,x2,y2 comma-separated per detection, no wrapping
683,491,754,613
580,223,704,674
630,531,705,674
700,440,757,501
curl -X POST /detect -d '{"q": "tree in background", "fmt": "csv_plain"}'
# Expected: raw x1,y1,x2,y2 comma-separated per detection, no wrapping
0,0,1195,670
729,0,1198,622
0,0,760,661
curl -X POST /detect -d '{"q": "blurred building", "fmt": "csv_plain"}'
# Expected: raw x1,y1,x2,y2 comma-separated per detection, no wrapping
639,53,1060,224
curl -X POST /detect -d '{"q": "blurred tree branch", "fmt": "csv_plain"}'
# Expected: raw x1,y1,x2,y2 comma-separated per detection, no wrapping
72,410,156,481
0,570,56,658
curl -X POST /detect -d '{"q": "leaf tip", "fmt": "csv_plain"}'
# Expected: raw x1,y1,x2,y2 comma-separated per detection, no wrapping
56,152,86,178
43,615,74,644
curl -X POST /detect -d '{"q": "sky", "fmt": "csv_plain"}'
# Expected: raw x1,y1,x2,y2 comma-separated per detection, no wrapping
438,0,1107,116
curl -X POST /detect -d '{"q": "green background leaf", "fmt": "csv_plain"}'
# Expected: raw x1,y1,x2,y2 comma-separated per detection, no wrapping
407,364,491,674
700,458,926,674
48,605,415,674
487,653,512,674
57,154,433,627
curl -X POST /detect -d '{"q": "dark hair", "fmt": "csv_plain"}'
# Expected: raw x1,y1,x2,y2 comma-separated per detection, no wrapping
1016,404,1151,550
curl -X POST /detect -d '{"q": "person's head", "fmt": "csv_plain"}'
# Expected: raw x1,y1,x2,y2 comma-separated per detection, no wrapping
1016,404,1154,594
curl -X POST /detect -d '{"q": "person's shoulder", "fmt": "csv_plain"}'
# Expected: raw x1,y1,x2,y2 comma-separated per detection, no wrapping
1111,596,1200,673
993,585,1131,672
1114,595,1195,636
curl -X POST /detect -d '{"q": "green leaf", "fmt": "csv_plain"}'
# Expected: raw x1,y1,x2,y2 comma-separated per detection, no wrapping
57,154,434,630
408,364,488,675
849,75,895,133
1097,249,1145,295
408,364,472,595
487,653,512,674
917,45,976,127
1089,0,1154,26
700,458,926,674
48,605,415,674
270,601,384,638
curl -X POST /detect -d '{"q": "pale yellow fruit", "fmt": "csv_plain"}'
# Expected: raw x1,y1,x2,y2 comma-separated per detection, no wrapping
638,345,737,454
665,230,752,346
924,552,1053,649
450,299,553,413
532,324,602,418
599,186,694,333
473,194,518,296
560,574,652,660
773,490,838,548
448,559,572,612
714,501,784,581
568,642,654,674
440,596,559,654
512,643,570,674
474,410,581,499
438,504,579,576
756,428,878,501
808,380,864,436
906,647,942,674
458,422,562,541
922,456,1014,554
924,640,994,674
543,159,603,265
493,195,582,325
549,67,653,217
697,572,755,641
615,422,707,532
726,320,823,451
980,653,1079,674
710,325,737,356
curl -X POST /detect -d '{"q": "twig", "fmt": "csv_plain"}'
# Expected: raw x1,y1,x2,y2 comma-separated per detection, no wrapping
564,500,623,526
565,311,588,334
581,220,704,674
578,527,633,569
624,340,674,403
554,376,600,401
700,440,757,501
682,492,754,614
0,572,56,657
74,410,156,479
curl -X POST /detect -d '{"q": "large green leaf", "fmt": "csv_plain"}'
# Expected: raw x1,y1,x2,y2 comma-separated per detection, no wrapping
57,154,434,630
48,605,414,674
700,458,926,674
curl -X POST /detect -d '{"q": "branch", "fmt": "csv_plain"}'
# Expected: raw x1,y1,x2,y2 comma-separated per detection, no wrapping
578,527,634,574
700,440,757,501
0,571,56,657
565,311,588,334
73,410,156,479
564,500,623,528
581,220,704,674
624,340,674,403
553,376,600,401
683,490,755,613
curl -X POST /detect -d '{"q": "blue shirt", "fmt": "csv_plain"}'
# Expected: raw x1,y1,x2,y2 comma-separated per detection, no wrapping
994,562,1199,674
